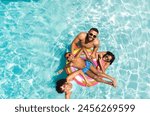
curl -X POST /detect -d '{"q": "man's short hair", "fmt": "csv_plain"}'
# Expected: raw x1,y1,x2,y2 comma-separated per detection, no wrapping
89,28,99,33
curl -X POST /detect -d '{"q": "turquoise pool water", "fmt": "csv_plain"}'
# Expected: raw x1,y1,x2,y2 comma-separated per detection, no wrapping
0,0,150,99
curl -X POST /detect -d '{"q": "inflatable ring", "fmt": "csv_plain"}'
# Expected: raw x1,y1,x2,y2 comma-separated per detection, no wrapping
65,48,99,87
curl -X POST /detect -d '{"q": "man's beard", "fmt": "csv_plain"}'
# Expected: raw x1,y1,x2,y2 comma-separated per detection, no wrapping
88,36,94,42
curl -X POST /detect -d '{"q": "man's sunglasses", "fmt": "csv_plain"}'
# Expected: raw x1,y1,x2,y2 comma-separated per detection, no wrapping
89,33,97,38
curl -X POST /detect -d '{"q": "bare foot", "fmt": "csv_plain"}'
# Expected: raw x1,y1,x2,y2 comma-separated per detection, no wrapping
112,79,117,88
86,82,92,87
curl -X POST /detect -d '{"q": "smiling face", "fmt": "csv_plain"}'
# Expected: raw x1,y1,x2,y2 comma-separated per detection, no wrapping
65,53,74,61
60,82,72,92
102,54,112,63
87,30,98,41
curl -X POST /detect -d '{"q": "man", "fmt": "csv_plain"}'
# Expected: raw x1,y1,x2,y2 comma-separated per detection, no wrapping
71,28,100,59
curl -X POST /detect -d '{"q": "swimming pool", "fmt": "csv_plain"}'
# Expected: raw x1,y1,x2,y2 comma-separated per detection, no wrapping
0,0,150,99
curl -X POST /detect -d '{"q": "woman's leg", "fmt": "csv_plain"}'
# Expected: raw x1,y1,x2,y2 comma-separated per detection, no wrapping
86,70,116,87
86,70,103,82
89,65,100,75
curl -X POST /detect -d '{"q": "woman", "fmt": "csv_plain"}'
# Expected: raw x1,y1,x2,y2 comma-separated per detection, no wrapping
56,69,114,99
96,51,115,73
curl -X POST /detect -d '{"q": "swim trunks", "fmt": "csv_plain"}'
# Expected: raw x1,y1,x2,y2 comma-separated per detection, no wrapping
82,60,92,73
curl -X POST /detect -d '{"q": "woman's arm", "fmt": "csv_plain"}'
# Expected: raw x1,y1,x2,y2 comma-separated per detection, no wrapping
97,54,105,72
65,92,72,99
97,52,107,72
91,40,100,58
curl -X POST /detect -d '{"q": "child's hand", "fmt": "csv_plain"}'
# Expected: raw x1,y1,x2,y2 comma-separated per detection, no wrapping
57,69,63,74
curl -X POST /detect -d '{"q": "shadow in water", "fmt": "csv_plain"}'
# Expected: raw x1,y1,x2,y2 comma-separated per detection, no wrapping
48,46,70,91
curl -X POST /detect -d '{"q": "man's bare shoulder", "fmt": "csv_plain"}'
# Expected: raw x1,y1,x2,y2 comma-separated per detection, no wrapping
78,32,87,40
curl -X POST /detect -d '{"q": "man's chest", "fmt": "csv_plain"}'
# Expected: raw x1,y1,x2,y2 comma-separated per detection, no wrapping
80,40,94,48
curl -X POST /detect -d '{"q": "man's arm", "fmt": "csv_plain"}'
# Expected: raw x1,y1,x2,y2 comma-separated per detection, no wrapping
71,33,81,53
82,48,91,59
76,48,83,58
91,39,100,58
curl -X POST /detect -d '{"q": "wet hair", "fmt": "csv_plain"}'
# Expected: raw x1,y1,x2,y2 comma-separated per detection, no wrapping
104,51,115,65
56,79,66,93
89,28,99,33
